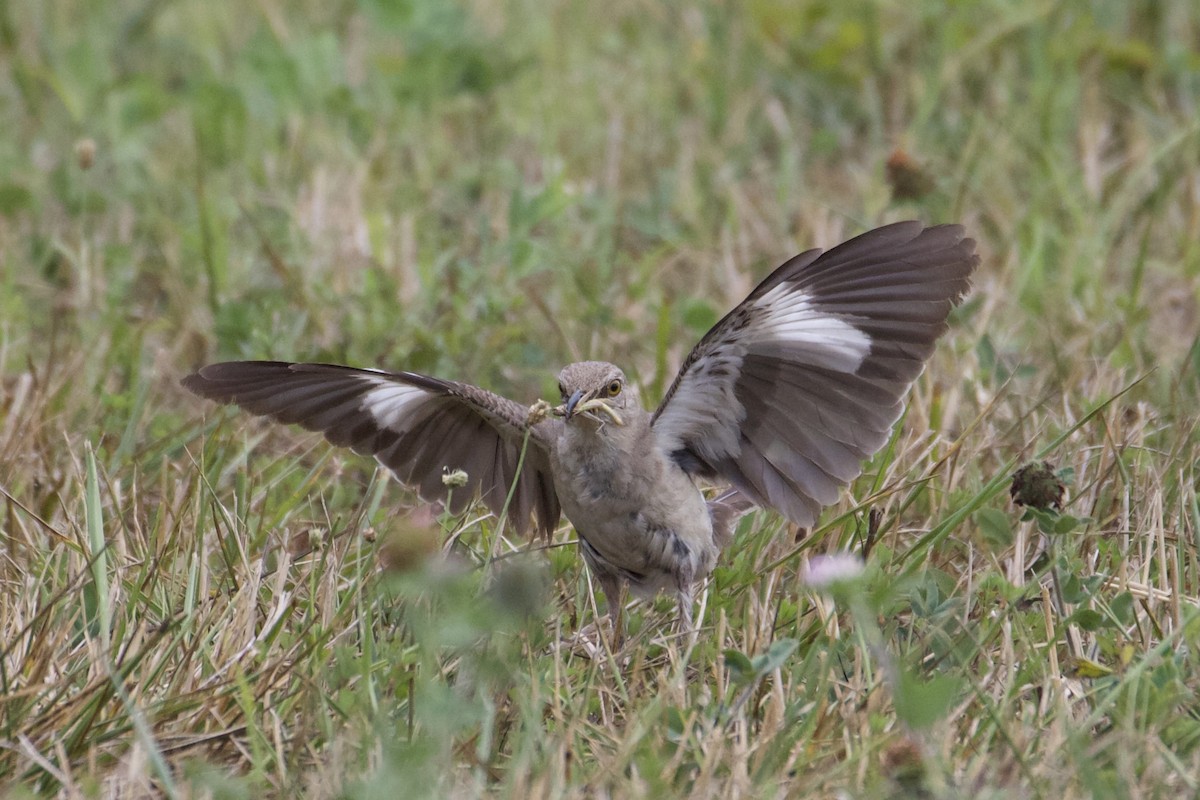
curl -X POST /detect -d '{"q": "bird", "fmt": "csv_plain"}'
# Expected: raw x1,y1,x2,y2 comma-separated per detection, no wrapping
183,221,977,646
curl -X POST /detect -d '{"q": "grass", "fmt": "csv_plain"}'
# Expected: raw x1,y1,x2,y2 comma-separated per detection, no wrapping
2,0,1199,796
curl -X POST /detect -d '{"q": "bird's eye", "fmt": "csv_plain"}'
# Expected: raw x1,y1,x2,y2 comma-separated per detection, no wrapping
558,383,567,399
606,380,622,397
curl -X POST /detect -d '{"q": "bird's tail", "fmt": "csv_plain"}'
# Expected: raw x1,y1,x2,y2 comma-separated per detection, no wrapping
707,488,757,548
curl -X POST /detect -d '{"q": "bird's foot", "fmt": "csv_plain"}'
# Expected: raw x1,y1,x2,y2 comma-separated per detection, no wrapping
562,620,606,659
561,618,627,663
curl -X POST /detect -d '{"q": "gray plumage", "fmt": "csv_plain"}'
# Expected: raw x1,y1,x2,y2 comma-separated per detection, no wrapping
183,221,978,643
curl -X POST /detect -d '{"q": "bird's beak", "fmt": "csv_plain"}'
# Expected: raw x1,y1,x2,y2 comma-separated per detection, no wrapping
564,389,585,418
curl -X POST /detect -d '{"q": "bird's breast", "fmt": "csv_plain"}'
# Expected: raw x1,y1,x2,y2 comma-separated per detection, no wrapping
551,426,718,595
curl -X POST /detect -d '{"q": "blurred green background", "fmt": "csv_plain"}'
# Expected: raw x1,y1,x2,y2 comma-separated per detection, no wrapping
2,0,1199,796
4,0,1196,408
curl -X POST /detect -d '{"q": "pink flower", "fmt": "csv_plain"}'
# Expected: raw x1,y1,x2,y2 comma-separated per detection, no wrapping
801,552,865,591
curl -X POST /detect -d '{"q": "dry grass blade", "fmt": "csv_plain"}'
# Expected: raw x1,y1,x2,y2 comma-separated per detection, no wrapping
2,1,1200,797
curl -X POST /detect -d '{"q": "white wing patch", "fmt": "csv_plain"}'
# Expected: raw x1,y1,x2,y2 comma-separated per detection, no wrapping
749,284,871,373
359,379,432,430
654,284,873,460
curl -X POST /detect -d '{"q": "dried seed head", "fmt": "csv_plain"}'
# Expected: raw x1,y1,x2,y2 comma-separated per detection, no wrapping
75,138,96,170
1010,460,1065,511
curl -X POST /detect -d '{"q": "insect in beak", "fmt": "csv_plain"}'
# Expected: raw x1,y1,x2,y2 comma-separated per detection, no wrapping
556,390,624,426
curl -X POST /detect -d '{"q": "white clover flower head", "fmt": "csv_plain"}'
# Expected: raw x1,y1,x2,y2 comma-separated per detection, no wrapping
441,468,469,488
801,552,865,593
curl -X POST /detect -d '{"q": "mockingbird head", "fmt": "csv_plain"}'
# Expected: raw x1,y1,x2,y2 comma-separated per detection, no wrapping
555,361,638,427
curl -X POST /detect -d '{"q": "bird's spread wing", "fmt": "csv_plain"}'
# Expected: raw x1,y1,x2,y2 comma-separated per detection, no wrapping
652,221,978,527
182,361,562,537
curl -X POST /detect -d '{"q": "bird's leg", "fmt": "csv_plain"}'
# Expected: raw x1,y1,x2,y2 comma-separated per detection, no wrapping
676,590,698,645
677,591,694,630
674,563,699,640
597,574,625,652
676,587,702,655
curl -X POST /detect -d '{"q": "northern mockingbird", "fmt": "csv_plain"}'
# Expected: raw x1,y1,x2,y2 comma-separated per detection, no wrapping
184,221,977,644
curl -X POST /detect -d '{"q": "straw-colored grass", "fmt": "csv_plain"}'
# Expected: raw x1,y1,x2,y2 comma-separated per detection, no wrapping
2,1,1198,797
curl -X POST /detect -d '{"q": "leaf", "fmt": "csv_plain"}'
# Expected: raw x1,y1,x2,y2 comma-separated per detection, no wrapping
724,649,754,681
727,639,798,685
894,670,961,730
665,706,686,741
84,445,110,647
1054,513,1085,534
1118,643,1136,668
974,507,1013,548
1060,572,1087,604
0,183,33,215
1069,657,1113,679
1110,592,1135,626
751,639,799,675
681,297,719,335
191,82,248,168
1068,608,1106,631
1022,507,1062,534
975,333,999,376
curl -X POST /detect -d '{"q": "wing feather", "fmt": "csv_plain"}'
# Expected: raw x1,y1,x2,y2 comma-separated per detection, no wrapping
183,361,561,537
653,221,977,528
